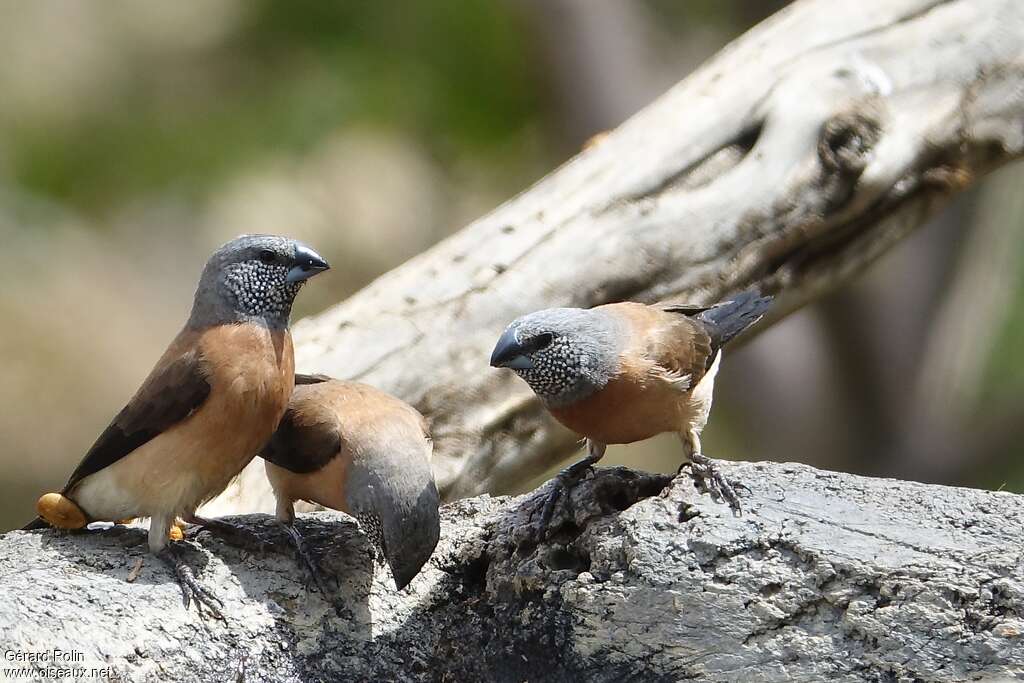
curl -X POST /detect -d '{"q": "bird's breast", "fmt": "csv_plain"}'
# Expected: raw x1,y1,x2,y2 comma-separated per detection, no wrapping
549,355,715,445
198,323,295,450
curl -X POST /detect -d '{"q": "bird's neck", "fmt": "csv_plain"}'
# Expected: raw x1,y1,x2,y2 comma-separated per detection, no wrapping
187,279,297,329
523,375,603,410
186,294,293,330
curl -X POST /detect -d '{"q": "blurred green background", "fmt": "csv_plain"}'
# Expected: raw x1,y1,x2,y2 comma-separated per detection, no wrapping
1,1,1022,532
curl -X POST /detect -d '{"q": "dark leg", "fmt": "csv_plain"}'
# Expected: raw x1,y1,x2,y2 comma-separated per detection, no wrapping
538,440,607,537
281,522,334,596
157,542,225,620
678,429,746,512
184,514,269,553
685,453,746,510
192,507,336,596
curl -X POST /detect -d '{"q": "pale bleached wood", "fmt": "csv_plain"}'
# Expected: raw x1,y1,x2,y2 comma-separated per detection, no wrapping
205,0,1024,517
5,462,1024,681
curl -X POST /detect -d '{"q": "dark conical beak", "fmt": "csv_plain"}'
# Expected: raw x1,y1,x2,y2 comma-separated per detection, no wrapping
490,327,534,370
287,244,330,283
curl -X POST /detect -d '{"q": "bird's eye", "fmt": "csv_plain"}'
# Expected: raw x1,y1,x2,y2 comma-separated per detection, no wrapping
532,333,554,351
258,249,276,265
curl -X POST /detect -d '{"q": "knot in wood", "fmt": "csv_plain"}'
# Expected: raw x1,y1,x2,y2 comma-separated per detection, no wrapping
818,111,882,176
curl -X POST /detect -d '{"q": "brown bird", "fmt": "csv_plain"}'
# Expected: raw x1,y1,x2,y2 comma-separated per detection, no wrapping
489,290,772,530
260,375,441,591
24,234,329,615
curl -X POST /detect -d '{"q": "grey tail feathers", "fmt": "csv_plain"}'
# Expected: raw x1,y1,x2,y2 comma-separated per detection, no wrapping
696,289,773,350
21,516,49,531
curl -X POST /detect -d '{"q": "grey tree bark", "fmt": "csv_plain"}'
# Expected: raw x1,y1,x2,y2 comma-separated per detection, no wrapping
202,0,1024,514
3,462,1023,681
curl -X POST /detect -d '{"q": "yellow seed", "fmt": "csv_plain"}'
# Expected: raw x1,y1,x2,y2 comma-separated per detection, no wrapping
582,130,610,151
168,526,184,542
36,493,88,530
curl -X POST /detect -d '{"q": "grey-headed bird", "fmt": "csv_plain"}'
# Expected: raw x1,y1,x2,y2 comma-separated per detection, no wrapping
490,290,772,531
25,234,329,615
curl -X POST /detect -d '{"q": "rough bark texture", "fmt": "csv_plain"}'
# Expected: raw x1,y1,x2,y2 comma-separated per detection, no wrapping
203,0,1024,513
3,461,1023,682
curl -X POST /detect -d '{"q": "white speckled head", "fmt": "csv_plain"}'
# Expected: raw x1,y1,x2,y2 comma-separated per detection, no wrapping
188,234,329,329
490,307,625,408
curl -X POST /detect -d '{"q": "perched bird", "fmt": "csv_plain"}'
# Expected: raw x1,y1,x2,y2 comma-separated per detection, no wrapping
24,234,329,615
260,375,441,591
490,290,772,529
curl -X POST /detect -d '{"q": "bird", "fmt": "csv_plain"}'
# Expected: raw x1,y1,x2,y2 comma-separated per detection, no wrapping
260,374,441,592
24,234,329,616
489,289,772,532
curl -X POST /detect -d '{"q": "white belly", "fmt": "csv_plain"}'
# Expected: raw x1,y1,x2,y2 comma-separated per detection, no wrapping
685,350,721,435
70,470,141,521
68,409,264,522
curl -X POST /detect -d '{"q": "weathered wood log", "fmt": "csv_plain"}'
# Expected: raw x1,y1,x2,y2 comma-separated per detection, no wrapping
3,462,1023,681
203,0,1024,514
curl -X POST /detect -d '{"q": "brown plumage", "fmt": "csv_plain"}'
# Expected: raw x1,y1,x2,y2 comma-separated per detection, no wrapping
491,290,771,528
549,302,718,446
261,375,440,590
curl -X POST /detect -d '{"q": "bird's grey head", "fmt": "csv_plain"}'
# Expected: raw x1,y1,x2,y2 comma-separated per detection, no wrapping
189,234,329,328
345,447,441,591
490,307,624,407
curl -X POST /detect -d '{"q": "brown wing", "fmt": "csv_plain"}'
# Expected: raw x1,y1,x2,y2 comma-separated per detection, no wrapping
646,305,716,390
648,290,772,389
64,335,211,491
260,386,342,474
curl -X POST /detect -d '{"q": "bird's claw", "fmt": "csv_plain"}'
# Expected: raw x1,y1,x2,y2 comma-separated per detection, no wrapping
159,545,225,620
537,480,567,537
281,524,335,597
189,518,269,554
536,457,598,540
178,568,225,620
681,453,744,512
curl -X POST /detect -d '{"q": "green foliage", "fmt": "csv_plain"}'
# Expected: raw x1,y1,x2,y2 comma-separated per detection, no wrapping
6,0,540,216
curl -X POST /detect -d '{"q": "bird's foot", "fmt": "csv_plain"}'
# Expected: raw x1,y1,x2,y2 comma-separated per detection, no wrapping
158,543,224,620
186,516,269,553
536,455,602,539
281,523,336,597
679,453,747,512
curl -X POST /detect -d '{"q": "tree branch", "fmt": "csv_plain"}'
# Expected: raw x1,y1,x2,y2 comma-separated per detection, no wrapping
5,462,1023,681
